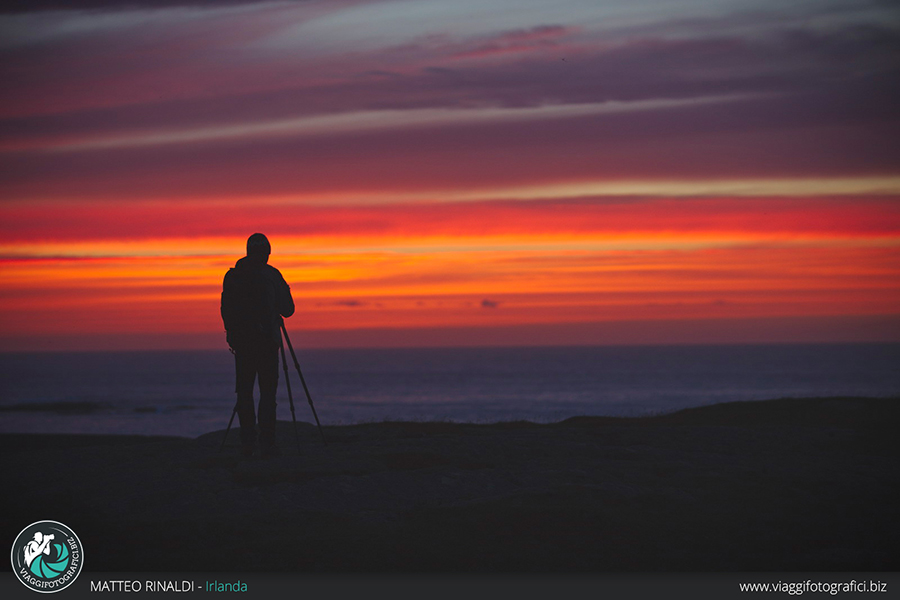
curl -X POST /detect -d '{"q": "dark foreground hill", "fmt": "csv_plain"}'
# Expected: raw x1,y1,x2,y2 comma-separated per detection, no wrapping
2,397,897,572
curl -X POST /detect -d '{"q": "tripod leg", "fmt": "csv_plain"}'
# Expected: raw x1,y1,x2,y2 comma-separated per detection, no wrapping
220,402,238,452
281,321,327,446
279,341,302,455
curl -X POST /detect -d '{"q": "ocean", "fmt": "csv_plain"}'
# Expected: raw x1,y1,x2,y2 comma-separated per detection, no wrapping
1,343,898,438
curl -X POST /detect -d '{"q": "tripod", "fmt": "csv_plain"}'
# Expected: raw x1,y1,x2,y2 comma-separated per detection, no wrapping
220,322,326,453
280,320,327,447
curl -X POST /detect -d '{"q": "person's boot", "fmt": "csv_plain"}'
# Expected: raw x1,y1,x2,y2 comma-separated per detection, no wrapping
259,422,279,458
239,426,257,458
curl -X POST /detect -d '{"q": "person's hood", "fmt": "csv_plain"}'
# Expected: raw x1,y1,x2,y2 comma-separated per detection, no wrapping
235,255,267,270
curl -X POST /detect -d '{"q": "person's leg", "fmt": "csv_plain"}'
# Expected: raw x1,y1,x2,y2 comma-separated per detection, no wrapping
256,345,280,452
234,349,258,451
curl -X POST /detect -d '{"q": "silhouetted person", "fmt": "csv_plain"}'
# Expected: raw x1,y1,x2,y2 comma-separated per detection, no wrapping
23,532,54,568
221,233,294,457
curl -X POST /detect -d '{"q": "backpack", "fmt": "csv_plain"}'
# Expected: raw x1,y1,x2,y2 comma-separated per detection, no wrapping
221,265,279,348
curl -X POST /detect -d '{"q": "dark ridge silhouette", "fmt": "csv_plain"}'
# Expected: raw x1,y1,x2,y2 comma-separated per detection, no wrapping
2,396,897,572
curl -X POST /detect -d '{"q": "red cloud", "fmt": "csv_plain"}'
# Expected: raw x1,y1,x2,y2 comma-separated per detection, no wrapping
450,25,578,60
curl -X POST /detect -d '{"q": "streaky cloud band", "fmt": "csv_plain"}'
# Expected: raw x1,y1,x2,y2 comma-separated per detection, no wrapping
24,94,759,153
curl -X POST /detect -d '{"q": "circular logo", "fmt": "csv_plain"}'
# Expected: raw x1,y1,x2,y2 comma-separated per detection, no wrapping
11,521,83,593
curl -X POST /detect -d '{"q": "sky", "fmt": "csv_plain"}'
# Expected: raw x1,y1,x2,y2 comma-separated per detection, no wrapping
0,0,899,350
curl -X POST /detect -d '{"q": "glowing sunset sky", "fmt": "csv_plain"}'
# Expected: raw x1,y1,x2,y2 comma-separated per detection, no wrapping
1,0,899,350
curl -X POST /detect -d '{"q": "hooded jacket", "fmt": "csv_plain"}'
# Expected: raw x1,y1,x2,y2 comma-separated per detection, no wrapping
221,255,294,349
